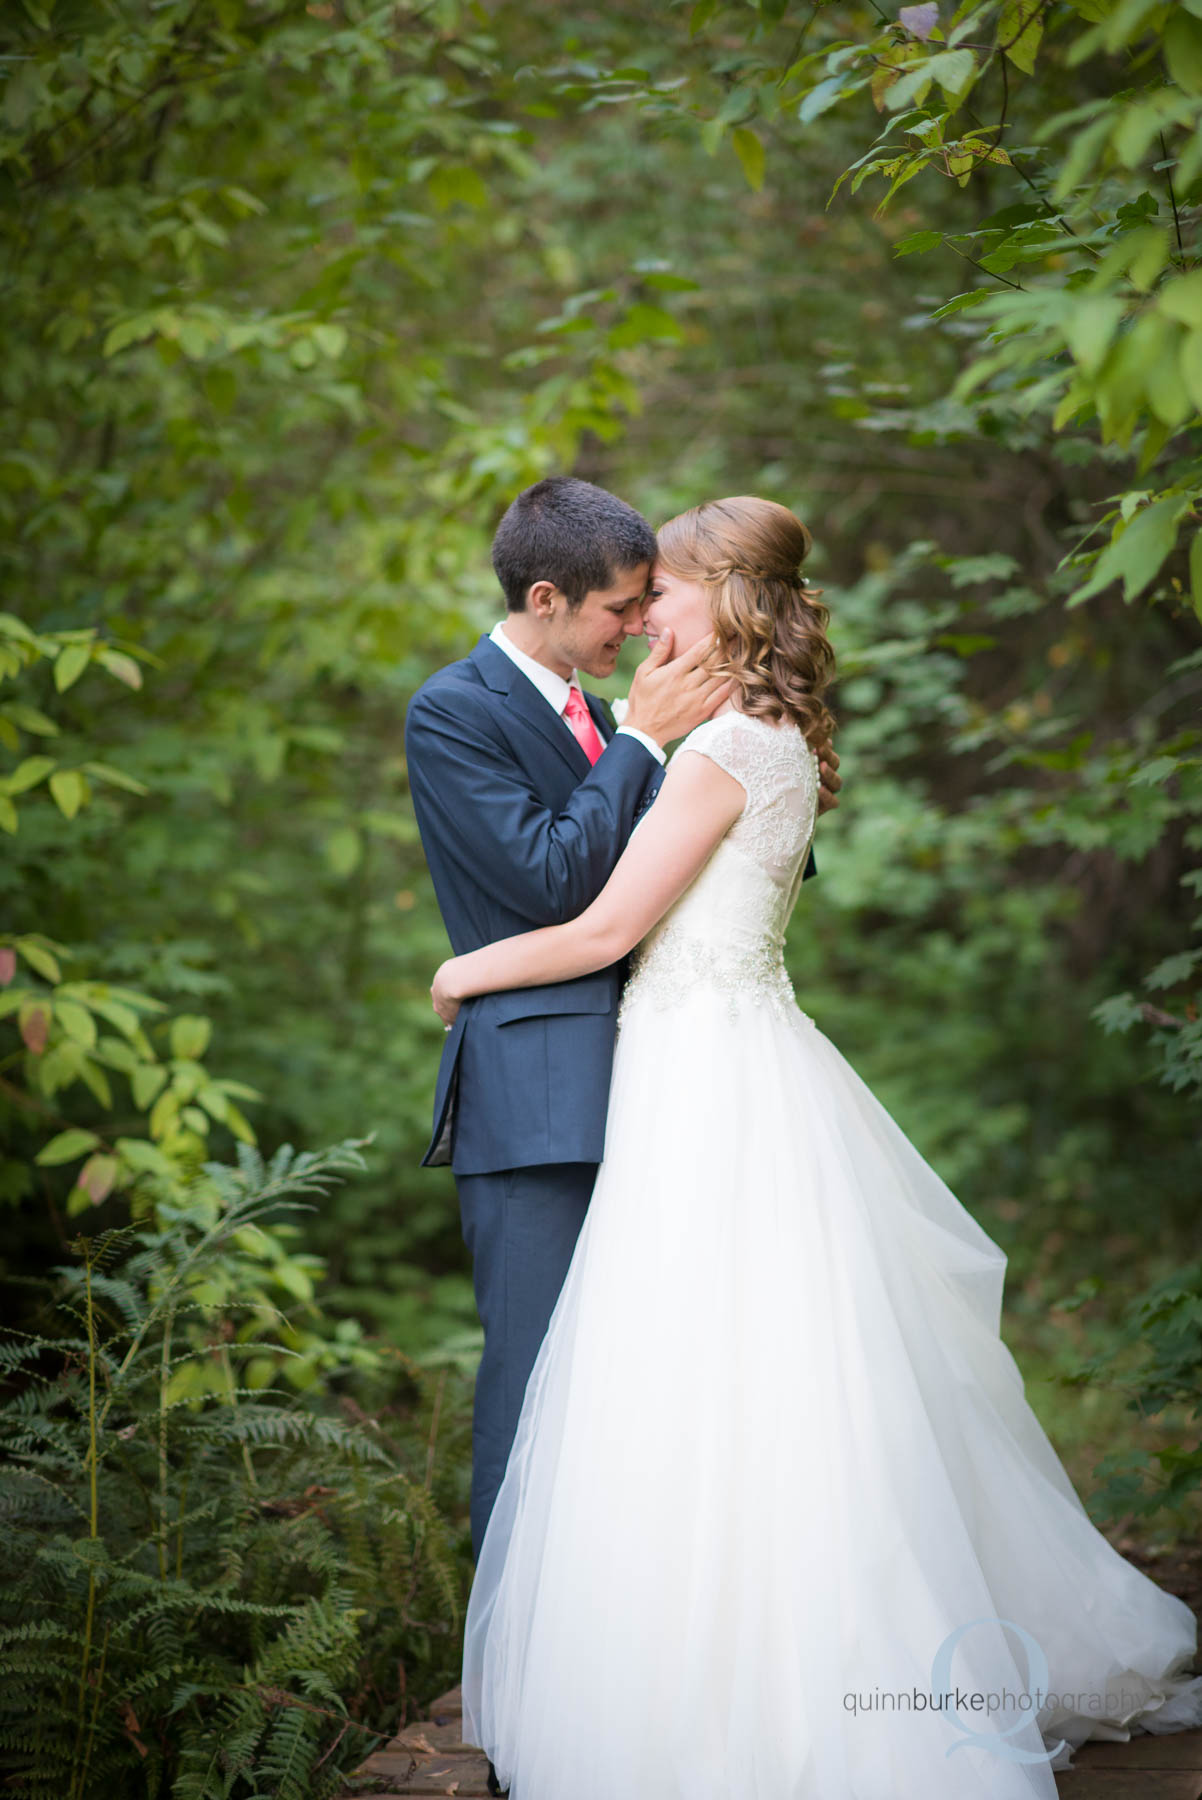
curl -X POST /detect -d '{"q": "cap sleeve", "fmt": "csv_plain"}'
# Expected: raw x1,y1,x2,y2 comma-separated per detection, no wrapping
674,712,756,794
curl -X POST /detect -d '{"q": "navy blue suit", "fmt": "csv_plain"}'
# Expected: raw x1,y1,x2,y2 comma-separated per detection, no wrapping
405,632,816,1557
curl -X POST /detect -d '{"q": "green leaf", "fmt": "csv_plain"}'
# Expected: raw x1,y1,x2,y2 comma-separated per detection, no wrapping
49,770,85,819
1190,531,1202,623
36,1128,102,1167
80,760,150,795
1,702,59,737
800,76,850,124
894,230,943,256
1129,756,1181,788
170,1015,212,1061
1092,992,1142,1035
15,939,61,983
1158,272,1202,329
930,288,992,319
1164,11,1202,93
55,999,97,1048
1147,950,1200,988
312,323,347,359
1068,496,1188,606
607,303,685,348
999,0,1044,72
131,1064,168,1109
731,127,765,191
324,825,362,876
1144,325,1192,429
883,67,934,112
1129,226,1170,292
54,644,91,692
428,164,489,210
1179,329,1202,413
925,48,977,99
3,755,55,795
1063,296,1124,374
115,1136,174,1176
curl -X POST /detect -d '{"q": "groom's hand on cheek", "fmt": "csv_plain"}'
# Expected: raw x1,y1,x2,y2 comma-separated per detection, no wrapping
622,630,734,749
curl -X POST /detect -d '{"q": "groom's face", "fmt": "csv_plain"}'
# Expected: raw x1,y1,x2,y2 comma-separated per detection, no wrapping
543,563,651,679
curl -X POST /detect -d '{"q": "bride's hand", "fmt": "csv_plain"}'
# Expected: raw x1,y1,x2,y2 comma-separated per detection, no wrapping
431,960,463,1029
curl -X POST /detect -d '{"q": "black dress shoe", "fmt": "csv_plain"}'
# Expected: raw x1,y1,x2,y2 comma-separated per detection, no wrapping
487,1758,507,1796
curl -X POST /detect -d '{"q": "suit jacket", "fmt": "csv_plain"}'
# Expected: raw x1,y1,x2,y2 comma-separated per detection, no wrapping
404,633,816,1175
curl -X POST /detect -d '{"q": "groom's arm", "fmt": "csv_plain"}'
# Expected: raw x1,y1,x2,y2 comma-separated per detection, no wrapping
405,684,661,933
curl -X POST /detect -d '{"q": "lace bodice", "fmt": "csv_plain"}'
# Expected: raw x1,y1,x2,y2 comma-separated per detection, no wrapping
618,711,819,1025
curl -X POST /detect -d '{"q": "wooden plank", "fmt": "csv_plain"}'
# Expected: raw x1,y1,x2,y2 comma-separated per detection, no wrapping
1071,1730,1202,1770
1053,1773,1202,1800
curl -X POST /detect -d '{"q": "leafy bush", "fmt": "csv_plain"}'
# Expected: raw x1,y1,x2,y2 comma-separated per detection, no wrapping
0,1137,472,1800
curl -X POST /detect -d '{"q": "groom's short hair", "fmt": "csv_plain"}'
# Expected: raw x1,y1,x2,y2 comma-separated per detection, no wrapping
491,476,656,611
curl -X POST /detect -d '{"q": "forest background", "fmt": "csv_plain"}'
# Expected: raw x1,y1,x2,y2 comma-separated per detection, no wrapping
1,0,1200,1794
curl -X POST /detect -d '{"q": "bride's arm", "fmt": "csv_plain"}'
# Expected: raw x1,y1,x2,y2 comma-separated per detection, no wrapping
431,749,745,1024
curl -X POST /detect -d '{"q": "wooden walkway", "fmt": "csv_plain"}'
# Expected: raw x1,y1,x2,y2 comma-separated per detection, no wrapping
349,1681,1202,1798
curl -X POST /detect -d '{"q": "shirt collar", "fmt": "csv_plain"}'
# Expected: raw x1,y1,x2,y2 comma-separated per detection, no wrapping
489,618,582,716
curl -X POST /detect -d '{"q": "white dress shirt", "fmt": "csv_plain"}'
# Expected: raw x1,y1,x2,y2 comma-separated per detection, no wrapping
488,621,665,766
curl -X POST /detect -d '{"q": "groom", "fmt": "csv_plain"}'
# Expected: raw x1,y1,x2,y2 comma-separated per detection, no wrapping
405,476,839,1573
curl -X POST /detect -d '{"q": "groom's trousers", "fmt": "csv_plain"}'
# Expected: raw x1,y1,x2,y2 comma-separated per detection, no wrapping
456,1160,597,1562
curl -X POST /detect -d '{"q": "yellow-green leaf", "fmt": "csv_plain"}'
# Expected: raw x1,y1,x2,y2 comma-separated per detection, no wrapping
54,999,97,1048
1191,531,1202,623
1158,272,1202,328
132,1063,168,1109
49,770,85,819
16,939,61,983
1165,10,1202,94
197,1083,230,1122
54,643,91,692
999,0,1044,73
170,1014,212,1060
731,126,765,191
5,755,55,795
148,1088,180,1139
36,1127,102,1166
1180,330,1202,413
223,1100,256,1145
81,760,149,795
312,323,347,359
76,1055,112,1108
325,826,362,877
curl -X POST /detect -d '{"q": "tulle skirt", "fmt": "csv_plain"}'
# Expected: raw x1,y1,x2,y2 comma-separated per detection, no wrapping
461,989,1202,1799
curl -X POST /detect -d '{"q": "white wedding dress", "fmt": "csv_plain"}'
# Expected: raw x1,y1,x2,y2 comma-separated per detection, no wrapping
461,709,1202,1799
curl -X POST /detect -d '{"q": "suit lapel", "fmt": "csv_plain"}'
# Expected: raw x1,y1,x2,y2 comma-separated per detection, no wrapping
469,636,591,780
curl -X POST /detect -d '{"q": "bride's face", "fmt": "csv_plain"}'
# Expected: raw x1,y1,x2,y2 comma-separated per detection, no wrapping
643,563,712,659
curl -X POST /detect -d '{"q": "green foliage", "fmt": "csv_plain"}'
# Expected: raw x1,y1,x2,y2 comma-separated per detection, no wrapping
569,0,1202,1114
1055,1257,1202,1526
0,1138,470,1799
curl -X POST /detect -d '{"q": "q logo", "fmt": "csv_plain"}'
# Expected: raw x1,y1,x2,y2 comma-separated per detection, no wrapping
930,1616,1067,1765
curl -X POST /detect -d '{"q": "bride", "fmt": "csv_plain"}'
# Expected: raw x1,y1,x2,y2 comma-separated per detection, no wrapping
429,495,1202,1800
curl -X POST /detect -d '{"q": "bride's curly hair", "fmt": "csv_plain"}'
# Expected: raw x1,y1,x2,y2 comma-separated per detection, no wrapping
655,496,836,751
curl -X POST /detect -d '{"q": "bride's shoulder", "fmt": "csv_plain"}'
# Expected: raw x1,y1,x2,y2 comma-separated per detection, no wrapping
673,709,813,785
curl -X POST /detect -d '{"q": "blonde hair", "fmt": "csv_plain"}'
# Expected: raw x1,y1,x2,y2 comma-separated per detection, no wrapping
655,495,836,750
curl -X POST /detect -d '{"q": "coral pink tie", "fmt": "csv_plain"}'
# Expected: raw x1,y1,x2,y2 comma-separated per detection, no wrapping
564,685,605,766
